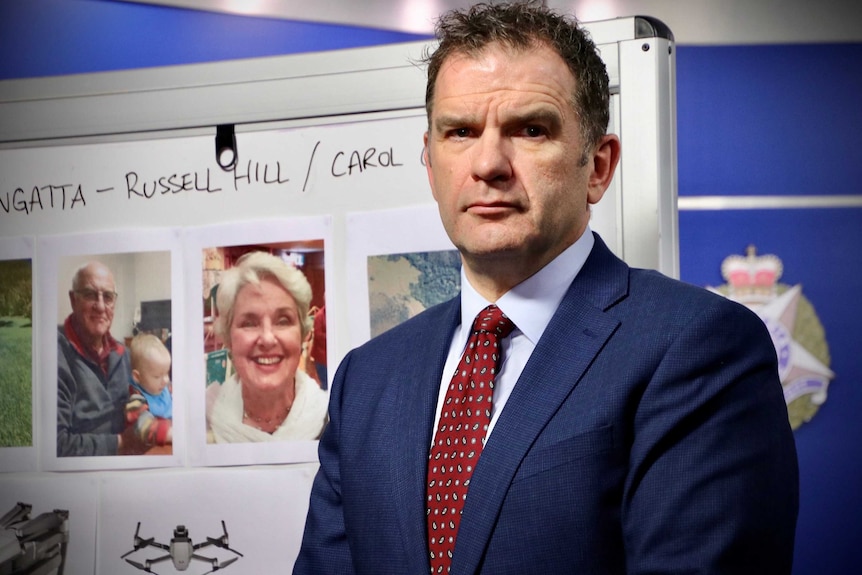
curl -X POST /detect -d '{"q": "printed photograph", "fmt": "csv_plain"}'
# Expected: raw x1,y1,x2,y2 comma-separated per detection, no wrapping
0,258,33,448
344,204,456,349
202,240,328,445
97,467,315,574
0,474,99,575
368,249,461,338
56,250,173,458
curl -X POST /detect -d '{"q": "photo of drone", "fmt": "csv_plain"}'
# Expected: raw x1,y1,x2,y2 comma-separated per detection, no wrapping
0,502,69,575
121,521,242,575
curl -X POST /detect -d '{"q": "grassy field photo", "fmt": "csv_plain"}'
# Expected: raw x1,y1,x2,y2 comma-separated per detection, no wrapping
0,258,33,447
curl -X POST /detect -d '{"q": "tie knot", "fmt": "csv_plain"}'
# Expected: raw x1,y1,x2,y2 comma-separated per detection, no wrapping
473,304,515,338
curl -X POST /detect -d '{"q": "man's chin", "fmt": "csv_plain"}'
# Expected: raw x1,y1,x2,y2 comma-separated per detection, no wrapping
460,243,523,261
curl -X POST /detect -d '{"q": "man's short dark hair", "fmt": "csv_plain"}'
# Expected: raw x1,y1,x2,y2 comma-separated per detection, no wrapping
423,1,610,151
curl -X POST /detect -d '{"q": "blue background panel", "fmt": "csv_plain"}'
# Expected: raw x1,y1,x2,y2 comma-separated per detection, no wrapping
677,45,862,198
679,207,862,574
0,0,428,79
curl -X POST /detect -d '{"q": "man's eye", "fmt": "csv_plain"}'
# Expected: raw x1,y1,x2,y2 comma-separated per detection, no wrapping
523,125,546,138
450,127,471,138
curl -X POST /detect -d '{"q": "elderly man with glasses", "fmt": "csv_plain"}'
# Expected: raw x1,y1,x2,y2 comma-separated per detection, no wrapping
57,261,145,456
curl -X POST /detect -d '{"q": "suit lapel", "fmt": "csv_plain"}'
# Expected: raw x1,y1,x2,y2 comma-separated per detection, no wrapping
390,298,462,573
451,236,630,574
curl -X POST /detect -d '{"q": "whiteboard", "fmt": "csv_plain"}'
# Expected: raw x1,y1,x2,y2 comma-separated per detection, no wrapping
0,16,677,573
0,17,678,358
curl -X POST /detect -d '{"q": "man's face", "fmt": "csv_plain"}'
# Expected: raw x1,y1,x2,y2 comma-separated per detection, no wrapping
69,263,116,346
424,43,613,290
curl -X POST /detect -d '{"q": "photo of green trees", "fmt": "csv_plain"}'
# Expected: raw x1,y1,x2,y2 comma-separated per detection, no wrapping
0,258,32,447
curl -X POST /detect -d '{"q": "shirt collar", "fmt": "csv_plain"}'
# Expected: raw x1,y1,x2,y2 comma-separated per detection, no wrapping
460,227,594,344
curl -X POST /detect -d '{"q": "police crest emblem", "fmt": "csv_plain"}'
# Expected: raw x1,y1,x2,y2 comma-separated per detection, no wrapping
708,246,834,430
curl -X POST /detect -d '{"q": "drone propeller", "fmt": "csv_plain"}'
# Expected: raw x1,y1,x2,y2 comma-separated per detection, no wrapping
204,520,243,556
200,556,239,575
121,537,155,558
122,523,157,559
216,557,239,570
124,558,158,574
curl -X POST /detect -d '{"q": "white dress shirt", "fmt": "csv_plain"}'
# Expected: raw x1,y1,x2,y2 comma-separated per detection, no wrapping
432,228,595,442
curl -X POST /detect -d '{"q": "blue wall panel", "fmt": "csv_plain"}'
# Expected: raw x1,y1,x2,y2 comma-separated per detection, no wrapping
677,44,861,574
679,208,862,575
0,0,428,79
677,44,862,197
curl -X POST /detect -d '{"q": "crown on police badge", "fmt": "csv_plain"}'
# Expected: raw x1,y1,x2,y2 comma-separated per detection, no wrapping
720,245,783,304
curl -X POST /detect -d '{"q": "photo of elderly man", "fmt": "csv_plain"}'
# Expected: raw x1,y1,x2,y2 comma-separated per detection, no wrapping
57,253,171,457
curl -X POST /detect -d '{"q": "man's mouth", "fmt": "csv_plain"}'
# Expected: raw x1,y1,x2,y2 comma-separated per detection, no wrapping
467,200,518,214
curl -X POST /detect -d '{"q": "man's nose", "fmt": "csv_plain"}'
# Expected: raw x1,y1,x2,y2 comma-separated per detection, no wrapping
471,131,512,182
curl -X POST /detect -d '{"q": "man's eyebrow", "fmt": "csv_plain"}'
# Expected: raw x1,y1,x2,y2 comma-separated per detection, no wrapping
432,107,564,133
506,108,563,130
432,113,479,133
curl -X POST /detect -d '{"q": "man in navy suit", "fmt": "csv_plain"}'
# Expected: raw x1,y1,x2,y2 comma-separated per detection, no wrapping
294,2,798,573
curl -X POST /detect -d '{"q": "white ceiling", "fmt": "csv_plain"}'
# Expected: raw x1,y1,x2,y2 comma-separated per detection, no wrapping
115,0,862,44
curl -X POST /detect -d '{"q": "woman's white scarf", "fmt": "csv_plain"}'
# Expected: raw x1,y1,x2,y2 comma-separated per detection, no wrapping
208,369,328,443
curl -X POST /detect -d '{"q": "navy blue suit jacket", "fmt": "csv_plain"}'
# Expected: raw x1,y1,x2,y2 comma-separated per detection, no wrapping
295,235,798,574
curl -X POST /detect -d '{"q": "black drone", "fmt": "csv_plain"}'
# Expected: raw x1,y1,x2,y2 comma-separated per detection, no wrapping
121,521,243,575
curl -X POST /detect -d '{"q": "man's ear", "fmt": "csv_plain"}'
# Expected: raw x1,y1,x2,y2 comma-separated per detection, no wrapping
586,134,621,205
423,132,438,201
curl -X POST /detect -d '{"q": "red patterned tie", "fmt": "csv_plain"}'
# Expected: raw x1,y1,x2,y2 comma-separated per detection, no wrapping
427,304,515,574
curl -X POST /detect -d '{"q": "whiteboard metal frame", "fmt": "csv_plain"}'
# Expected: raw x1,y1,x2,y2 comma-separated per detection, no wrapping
0,15,677,275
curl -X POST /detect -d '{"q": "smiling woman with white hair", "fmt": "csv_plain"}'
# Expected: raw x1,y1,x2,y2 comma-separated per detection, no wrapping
206,251,328,443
